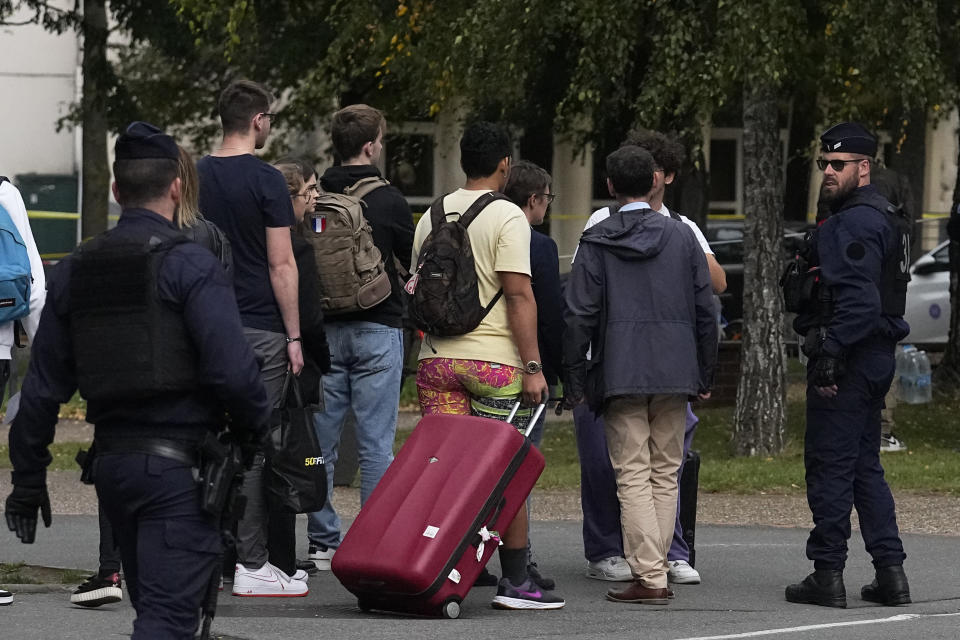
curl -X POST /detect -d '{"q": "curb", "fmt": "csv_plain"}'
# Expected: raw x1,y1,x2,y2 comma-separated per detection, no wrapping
0,583,74,594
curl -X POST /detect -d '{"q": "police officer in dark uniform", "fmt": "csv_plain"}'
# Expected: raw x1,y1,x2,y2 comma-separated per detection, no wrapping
4,122,270,638
783,122,911,609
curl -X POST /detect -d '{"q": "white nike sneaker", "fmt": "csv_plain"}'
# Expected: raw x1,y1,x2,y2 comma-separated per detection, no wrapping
232,563,308,597
667,560,701,584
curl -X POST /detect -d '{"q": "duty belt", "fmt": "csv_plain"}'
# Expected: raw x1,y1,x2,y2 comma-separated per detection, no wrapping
94,437,200,466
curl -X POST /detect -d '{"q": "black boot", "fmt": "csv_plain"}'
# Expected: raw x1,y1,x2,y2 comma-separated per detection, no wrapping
862,565,911,606
785,569,847,608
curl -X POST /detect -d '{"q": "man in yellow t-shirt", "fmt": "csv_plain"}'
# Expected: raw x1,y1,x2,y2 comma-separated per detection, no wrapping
410,121,564,610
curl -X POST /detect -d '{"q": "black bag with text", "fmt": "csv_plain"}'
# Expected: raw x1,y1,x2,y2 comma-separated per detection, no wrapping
265,373,327,513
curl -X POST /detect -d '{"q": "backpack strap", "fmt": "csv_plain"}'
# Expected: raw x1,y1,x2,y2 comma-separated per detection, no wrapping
462,192,511,314
345,176,389,202
459,191,510,228
607,204,618,217
666,207,682,222
428,193,448,230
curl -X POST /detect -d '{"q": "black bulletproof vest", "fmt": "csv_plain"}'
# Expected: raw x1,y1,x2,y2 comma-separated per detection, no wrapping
69,227,200,401
832,189,911,316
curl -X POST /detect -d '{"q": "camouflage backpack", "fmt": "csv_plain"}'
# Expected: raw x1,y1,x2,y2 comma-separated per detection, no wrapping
407,191,508,336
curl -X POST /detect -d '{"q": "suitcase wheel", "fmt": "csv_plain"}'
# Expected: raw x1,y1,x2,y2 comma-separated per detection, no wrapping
357,598,373,613
440,599,461,619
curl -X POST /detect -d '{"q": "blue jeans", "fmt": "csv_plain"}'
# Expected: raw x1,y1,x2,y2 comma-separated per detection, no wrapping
307,321,403,549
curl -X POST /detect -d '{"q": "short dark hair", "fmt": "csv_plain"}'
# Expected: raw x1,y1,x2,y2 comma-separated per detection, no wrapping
606,145,656,198
218,80,274,135
459,121,511,179
330,104,385,161
622,129,686,176
113,158,178,207
504,160,551,208
276,155,317,181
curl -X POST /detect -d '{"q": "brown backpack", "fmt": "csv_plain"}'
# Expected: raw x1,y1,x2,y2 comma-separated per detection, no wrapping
302,177,392,315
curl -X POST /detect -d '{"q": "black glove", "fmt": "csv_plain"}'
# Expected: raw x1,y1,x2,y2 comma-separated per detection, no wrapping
811,355,845,387
561,372,585,411
5,485,52,544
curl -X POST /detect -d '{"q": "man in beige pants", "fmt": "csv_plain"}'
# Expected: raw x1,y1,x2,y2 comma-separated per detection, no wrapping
563,145,718,604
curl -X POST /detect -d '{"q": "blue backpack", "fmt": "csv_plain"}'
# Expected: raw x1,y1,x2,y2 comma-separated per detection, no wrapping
0,177,32,323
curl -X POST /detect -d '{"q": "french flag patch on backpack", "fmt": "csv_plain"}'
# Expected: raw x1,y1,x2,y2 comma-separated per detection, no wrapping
312,214,327,233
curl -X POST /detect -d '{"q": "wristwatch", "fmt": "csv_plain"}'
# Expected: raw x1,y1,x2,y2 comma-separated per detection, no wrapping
523,360,543,375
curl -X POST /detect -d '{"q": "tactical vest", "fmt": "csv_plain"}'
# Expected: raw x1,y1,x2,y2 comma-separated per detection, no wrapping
833,189,911,316
782,190,910,319
69,227,200,401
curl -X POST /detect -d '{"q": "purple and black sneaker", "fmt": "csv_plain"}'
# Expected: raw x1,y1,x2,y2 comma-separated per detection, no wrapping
491,577,565,610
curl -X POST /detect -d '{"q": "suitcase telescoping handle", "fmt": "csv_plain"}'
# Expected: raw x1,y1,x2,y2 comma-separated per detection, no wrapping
505,399,548,438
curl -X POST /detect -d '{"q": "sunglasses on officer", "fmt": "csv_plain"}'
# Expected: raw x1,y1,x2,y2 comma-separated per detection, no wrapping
816,158,865,172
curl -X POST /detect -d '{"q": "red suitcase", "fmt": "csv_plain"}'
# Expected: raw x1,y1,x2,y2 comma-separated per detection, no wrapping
331,403,546,618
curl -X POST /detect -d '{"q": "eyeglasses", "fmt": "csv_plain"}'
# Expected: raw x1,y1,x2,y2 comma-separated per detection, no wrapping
816,158,863,172
538,193,557,204
260,112,278,121
294,191,311,201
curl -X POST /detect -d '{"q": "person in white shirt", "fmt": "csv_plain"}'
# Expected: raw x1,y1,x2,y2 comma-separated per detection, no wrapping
0,176,46,399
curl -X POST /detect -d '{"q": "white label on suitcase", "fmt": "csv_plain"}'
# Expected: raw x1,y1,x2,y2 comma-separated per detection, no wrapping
423,525,439,538
448,569,461,584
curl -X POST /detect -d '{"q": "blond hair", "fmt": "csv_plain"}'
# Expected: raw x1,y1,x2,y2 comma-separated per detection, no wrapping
175,145,201,229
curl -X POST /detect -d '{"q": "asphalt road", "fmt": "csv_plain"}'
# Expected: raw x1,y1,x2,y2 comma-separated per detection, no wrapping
2,516,959,639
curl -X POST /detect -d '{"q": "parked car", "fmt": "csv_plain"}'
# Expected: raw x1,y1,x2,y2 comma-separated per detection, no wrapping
704,220,811,338
903,240,950,345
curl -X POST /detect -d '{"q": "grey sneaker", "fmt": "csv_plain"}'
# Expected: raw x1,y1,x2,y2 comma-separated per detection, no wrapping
586,556,633,581
307,544,335,571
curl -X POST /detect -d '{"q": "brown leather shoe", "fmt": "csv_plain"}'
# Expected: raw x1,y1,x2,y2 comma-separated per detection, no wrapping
606,581,670,605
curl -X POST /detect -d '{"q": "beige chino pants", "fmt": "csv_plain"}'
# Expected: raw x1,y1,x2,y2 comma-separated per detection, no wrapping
604,394,686,589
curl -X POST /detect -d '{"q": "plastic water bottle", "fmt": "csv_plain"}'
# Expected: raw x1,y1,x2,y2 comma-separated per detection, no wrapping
897,345,918,403
915,350,932,403
893,344,917,402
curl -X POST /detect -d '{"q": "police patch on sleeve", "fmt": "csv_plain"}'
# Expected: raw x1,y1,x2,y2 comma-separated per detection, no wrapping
846,241,866,261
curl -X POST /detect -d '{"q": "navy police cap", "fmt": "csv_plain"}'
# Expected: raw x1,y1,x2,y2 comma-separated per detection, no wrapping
819,122,877,157
115,121,178,161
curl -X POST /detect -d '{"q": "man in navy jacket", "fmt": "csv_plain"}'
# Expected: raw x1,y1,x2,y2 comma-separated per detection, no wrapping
563,145,717,605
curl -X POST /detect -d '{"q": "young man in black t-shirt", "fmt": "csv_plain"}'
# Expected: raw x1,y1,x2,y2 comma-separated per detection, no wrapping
198,79,306,597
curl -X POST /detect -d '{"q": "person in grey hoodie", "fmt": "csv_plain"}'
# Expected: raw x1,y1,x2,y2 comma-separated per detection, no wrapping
563,145,718,605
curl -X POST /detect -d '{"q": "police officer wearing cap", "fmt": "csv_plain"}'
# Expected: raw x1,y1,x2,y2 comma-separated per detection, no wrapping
4,122,270,638
783,122,911,609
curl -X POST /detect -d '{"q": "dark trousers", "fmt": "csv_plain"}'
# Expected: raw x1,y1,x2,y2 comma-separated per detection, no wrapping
95,452,220,640
804,344,906,570
97,503,122,574
573,405,623,562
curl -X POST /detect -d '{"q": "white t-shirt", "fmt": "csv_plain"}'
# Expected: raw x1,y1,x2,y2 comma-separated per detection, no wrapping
0,179,46,360
574,203,713,264
411,188,531,367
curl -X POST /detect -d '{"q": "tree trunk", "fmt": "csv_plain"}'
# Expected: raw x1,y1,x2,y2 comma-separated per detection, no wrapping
935,108,960,389
733,81,786,456
886,109,927,262
81,0,109,240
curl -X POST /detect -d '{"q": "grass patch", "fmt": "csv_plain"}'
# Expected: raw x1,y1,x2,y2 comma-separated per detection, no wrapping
0,562,88,586
0,442,86,472
531,396,960,494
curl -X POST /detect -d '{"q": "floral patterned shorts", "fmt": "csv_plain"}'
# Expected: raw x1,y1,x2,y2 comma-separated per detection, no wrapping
416,357,532,430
